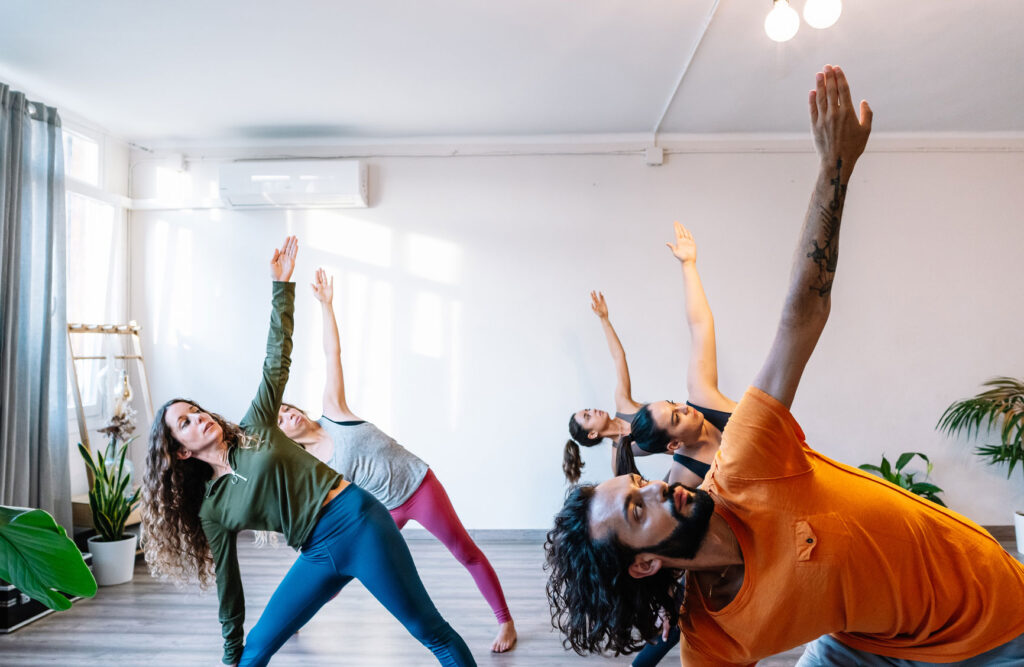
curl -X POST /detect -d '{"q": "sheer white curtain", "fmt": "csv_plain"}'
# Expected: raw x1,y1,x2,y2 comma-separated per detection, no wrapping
0,82,70,530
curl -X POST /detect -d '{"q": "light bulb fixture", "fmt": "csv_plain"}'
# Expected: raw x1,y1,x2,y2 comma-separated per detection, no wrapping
765,0,800,43
803,0,842,29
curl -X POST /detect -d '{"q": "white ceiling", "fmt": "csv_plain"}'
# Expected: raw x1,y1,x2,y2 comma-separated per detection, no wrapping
1,0,1021,147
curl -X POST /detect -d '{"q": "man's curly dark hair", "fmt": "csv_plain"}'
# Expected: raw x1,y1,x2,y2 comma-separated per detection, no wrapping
544,484,681,656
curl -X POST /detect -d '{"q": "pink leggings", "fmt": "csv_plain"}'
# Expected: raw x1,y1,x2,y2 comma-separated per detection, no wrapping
389,469,512,624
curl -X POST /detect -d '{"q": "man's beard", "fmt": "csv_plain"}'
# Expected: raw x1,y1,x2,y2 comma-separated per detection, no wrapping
640,484,715,560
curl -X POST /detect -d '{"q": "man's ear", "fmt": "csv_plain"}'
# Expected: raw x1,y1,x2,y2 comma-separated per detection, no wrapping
665,439,681,453
628,553,663,579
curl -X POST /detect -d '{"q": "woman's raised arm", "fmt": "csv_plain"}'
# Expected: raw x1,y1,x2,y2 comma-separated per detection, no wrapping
666,223,734,412
590,291,642,414
311,268,353,420
241,236,297,428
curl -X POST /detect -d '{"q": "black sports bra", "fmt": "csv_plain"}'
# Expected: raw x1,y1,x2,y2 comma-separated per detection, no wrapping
672,402,732,479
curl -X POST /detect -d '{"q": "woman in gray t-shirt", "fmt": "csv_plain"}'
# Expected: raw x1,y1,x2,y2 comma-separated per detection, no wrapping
278,269,517,654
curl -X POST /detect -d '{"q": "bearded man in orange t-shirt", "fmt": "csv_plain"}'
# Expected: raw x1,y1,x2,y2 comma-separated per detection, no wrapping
545,65,1024,667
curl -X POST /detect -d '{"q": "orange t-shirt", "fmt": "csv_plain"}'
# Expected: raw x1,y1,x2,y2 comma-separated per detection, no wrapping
678,387,1024,666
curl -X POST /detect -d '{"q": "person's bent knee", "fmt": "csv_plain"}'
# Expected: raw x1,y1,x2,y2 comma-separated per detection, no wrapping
409,616,450,644
404,614,460,651
452,543,485,567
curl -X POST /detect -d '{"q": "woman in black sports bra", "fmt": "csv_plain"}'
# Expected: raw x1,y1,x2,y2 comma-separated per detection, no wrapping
622,222,738,490
565,223,737,490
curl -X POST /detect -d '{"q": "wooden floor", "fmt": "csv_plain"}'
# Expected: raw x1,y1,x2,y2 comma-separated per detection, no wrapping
1,530,1018,666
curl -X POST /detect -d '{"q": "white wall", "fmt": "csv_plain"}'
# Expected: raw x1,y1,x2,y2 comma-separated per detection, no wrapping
129,141,1024,528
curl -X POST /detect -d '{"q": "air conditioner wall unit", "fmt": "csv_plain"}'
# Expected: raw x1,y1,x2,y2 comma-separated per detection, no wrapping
219,159,369,209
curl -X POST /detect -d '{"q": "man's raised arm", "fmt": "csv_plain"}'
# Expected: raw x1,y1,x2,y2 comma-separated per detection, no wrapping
753,65,872,409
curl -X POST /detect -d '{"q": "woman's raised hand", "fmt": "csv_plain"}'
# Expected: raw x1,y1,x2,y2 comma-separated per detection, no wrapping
270,235,298,282
666,221,697,264
589,290,609,319
310,267,334,305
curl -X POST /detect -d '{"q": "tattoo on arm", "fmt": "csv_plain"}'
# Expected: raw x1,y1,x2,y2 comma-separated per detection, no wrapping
806,158,847,297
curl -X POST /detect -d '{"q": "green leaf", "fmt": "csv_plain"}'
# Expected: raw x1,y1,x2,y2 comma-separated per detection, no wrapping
894,452,916,472
880,456,892,478
0,506,96,610
113,475,131,502
77,443,99,478
858,464,882,474
95,450,108,481
115,442,128,483
909,482,944,495
1001,411,1024,445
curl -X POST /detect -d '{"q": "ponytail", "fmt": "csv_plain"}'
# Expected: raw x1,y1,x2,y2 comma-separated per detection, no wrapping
614,435,641,477
563,440,584,484
565,413,604,484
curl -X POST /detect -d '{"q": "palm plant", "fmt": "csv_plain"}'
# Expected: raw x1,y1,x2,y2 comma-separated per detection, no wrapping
859,452,946,506
937,376,1024,479
77,436,141,542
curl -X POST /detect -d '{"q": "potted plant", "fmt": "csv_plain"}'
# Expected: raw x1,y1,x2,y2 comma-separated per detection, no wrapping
78,435,141,585
937,376,1024,553
0,505,96,630
858,451,946,506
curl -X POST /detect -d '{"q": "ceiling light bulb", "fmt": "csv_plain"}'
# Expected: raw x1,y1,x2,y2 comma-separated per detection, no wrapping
764,0,800,42
803,0,842,29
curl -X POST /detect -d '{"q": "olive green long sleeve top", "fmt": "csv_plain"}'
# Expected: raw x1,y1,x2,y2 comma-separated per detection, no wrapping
198,281,341,665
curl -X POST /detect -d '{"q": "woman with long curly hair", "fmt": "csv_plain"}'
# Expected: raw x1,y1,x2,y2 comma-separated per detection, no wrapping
277,267,517,653
141,236,475,667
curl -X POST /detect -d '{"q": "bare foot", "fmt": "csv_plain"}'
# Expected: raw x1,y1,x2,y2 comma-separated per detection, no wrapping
491,620,517,653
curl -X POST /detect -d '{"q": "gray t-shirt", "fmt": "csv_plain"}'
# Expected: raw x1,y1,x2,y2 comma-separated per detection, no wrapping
317,418,429,510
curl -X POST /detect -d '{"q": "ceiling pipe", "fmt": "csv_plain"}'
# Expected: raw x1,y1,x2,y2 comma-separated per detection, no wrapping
651,0,722,144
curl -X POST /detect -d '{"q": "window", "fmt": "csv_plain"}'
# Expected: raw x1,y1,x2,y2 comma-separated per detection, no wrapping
63,127,127,416
62,129,100,187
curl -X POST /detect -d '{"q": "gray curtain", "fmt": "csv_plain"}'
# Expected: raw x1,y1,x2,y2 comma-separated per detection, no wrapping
0,82,70,531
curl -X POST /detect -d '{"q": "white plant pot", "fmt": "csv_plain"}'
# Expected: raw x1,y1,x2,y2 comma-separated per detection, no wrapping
1015,510,1024,556
87,534,137,586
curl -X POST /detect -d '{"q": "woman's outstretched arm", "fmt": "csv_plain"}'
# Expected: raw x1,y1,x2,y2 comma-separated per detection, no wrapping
590,291,642,414
311,268,354,421
202,519,245,665
242,236,297,428
666,223,735,412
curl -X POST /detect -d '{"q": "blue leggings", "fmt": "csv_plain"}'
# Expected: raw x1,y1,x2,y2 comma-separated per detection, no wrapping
239,484,476,666
631,573,685,667
631,625,681,666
